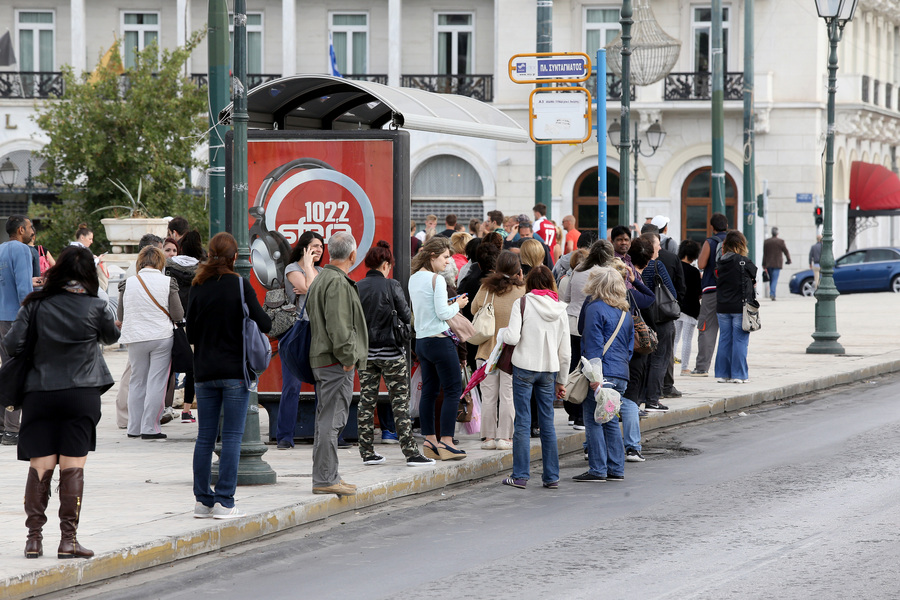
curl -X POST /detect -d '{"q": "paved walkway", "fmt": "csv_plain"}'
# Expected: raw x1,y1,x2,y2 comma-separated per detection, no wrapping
1,292,899,600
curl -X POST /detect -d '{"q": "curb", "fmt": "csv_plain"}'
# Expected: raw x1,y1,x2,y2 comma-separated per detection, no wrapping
4,358,900,600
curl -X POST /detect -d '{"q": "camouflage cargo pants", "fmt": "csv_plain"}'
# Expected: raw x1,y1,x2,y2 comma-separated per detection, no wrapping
357,357,419,459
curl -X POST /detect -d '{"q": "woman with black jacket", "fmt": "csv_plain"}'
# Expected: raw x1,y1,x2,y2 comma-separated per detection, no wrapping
355,242,433,467
187,233,271,519
714,231,758,384
5,246,120,559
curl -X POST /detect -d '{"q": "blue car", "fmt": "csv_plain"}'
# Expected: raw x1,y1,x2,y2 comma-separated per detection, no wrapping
789,247,900,296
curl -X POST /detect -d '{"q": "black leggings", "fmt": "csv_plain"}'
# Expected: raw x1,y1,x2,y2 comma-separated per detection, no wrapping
417,336,462,439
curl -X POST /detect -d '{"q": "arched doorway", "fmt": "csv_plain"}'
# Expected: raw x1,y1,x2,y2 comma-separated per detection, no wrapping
681,167,738,243
573,167,620,233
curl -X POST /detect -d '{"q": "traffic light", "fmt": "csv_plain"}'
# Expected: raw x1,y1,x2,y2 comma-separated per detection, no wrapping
814,206,823,225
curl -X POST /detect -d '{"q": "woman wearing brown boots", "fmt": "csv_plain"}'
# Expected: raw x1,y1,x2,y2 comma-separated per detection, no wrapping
3,245,119,559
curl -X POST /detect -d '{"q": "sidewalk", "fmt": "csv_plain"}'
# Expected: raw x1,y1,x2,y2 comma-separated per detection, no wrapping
2,292,899,600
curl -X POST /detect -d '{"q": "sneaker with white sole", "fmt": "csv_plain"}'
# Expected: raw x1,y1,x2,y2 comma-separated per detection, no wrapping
625,448,645,462
212,503,246,519
362,454,386,465
406,454,436,467
717,378,733,383
732,379,749,384
495,439,513,450
380,430,399,444
193,502,214,519
481,439,497,450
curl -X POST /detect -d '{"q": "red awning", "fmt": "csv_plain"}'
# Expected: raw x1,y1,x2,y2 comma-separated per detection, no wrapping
849,161,900,211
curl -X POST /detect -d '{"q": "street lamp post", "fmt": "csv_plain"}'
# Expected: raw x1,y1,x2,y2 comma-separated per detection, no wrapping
0,157,18,190
807,0,858,355
609,119,666,222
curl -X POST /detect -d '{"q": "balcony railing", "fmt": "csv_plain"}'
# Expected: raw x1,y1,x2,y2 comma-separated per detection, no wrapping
344,73,389,85
189,73,281,92
664,71,744,101
401,74,493,102
0,72,65,99
582,71,635,101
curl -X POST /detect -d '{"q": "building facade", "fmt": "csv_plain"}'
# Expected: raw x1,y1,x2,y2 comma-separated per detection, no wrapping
2,0,899,284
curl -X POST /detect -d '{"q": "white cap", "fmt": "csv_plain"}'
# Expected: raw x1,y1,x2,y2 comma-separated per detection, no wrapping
651,215,669,230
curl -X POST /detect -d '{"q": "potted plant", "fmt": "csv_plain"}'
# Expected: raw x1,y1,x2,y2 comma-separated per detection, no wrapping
96,179,170,253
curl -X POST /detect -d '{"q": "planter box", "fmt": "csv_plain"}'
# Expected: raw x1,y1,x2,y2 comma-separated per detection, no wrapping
101,217,170,253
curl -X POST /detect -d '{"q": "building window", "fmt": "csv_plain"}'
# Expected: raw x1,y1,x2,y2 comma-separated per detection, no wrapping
412,155,483,197
691,6,730,73
584,7,620,68
573,167,621,231
122,12,159,69
330,13,367,75
680,167,738,244
436,13,474,75
229,13,264,73
16,10,55,72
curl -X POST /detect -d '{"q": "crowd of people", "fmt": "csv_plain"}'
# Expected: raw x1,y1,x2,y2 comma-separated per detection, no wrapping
1,204,764,558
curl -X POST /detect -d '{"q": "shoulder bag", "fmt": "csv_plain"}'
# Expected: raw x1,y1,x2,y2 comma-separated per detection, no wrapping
629,291,658,355
278,294,316,384
497,295,527,374
390,283,411,347
238,276,273,384
263,288,298,339
653,268,680,324
565,309,627,405
740,260,761,332
468,290,495,346
0,302,40,409
430,273,475,344
136,274,193,373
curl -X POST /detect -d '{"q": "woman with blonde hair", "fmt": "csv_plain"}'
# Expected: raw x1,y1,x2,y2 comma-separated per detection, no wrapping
470,251,526,450
450,231,472,274
573,267,633,482
409,236,469,460
519,238,545,275
714,230,757,383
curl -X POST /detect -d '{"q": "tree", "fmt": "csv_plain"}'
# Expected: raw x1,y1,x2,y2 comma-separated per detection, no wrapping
33,30,209,254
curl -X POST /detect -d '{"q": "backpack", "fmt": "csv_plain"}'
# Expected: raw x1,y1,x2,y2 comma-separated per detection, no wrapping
278,295,316,384
238,276,272,386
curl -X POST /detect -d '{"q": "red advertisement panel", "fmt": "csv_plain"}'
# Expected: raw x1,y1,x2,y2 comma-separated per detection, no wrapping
246,138,395,394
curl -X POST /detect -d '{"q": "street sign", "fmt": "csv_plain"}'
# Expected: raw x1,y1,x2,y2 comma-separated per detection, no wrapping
796,193,813,203
529,87,592,144
509,52,591,84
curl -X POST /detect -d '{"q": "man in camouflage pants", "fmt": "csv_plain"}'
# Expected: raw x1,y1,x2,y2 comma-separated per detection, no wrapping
357,357,434,467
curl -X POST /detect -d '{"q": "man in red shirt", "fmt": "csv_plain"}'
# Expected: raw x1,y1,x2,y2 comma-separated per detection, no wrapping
562,214,580,254
532,203,557,252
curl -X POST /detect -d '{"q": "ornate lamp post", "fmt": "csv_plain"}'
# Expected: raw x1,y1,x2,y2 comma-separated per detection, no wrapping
807,0,858,355
0,157,19,190
608,119,666,217
605,0,680,229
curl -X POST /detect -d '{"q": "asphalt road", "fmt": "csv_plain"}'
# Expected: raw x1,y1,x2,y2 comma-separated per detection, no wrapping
52,375,900,600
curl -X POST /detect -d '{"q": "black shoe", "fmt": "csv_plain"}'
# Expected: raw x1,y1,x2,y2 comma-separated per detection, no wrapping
1,432,18,445
141,433,167,441
127,434,140,439
406,454,436,467
644,401,669,412
662,388,683,398
530,428,540,438
276,440,292,450
572,471,606,482
638,409,649,418
606,473,625,481
625,447,646,462
337,437,352,449
362,454,385,465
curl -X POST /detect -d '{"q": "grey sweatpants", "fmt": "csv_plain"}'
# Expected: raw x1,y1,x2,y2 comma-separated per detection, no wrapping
312,364,354,488
694,291,719,373
127,337,173,436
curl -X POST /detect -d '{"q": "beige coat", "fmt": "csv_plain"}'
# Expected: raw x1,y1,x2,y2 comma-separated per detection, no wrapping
470,283,526,361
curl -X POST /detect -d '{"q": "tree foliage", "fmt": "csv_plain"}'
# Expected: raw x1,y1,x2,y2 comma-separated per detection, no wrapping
33,30,209,254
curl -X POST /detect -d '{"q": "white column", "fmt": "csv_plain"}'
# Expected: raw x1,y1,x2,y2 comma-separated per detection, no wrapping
70,0,86,73
388,0,401,86
282,0,296,76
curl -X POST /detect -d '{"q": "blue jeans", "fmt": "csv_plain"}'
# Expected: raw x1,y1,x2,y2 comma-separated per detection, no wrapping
416,336,462,439
611,377,641,452
275,358,303,445
193,379,249,508
768,268,781,298
714,313,750,380
582,378,626,477
511,367,559,484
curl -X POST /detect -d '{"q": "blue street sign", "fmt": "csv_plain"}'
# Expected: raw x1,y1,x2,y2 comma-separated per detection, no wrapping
537,58,588,78
796,193,813,203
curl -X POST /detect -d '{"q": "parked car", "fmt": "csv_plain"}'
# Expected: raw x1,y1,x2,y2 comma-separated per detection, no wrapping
789,247,900,296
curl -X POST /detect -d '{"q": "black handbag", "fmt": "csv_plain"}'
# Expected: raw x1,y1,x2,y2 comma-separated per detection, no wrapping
391,309,411,346
0,303,40,410
653,271,680,324
171,323,194,373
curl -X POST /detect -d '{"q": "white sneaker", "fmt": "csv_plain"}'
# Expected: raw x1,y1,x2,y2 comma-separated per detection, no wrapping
193,502,214,519
481,439,497,450
717,378,733,383
732,379,749,384
495,439,513,451
212,503,246,519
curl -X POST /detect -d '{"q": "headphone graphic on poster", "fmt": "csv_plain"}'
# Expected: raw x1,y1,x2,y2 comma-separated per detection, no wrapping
249,158,376,289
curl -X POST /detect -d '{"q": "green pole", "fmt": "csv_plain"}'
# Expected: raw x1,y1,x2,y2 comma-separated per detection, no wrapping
807,18,844,355
711,0,725,216
207,0,229,235
619,0,633,231
536,0,553,220
742,0,755,259
230,0,277,483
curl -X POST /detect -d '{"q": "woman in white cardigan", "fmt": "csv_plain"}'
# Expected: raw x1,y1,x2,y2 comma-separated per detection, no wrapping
501,265,570,490
117,246,183,440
